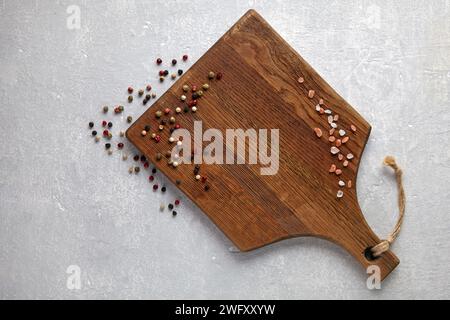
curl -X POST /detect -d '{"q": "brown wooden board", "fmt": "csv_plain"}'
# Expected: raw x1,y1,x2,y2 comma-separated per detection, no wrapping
127,10,399,280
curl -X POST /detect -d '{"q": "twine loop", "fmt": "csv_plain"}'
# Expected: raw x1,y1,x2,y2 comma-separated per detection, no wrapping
371,156,405,257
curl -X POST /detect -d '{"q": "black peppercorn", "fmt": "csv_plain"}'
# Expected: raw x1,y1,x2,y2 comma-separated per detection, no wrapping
204,185,210,191
143,99,148,105
169,128,175,134
184,106,189,113
133,155,139,161
89,122,94,128
105,143,111,149
140,155,146,162
176,179,181,185
92,130,97,136
152,168,157,174
172,211,177,216
172,59,177,65
168,204,174,210
164,70,169,76
161,186,166,192
108,122,113,128
146,94,151,100
178,69,183,76
192,92,199,99
144,125,151,131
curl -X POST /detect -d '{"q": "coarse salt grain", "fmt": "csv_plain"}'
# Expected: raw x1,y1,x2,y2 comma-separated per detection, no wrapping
335,169,342,175
308,90,315,98
337,190,344,198
339,129,346,136
329,164,336,173
331,147,340,155
329,136,336,142
347,180,352,188
327,115,334,124
343,160,349,167
347,153,354,160
342,136,349,144
315,105,321,112
314,128,323,138
298,77,304,83
338,180,345,187
350,124,357,132
330,123,337,128
325,109,332,115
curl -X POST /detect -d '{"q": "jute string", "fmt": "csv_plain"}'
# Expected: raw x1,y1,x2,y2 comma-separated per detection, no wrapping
371,156,405,257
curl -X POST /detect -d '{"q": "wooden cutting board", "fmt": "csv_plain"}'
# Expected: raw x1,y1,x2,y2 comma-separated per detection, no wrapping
127,10,399,280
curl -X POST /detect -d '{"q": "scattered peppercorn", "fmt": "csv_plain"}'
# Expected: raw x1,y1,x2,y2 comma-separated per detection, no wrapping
103,106,109,113
105,143,111,149
182,84,189,92
175,200,180,206
178,69,183,76
153,184,158,191
92,130,97,136
216,72,223,80
149,175,154,182
172,211,177,217
134,167,140,173
161,186,167,193
146,85,152,91
127,116,132,123
144,125,151,131
108,122,113,128
171,73,176,80
102,120,107,127
168,203,174,210
202,83,209,90
182,54,188,61
89,122,94,128
133,155,139,161
138,89,144,96
128,96,133,103
172,59,177,65
140,155,146,162
156,58,162,65
152,168,157,174
163,70,169,76
128,87,133,94
118,142,124,149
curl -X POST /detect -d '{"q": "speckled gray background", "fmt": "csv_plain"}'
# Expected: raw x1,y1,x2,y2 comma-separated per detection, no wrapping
1,0,449,299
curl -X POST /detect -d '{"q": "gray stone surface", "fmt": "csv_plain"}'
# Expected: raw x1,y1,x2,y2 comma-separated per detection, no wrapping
0,0,449,299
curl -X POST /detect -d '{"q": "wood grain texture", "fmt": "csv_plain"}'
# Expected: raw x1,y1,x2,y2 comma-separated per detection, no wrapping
127,10,399,280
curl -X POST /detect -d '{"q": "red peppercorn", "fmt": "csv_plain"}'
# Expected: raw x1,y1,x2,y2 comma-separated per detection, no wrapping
118,142,124,149
149,175,154,182
201,176,207,183
188,100,197,107
114,107,120,113
175,124,181,129
159,70,165,76
153,184,159,191
156,58,162,65
128,87,133,94
102,120,107,127
155,135,161,143
182,55,188,61
144,162,149,169
172,59,177,65
103,129,109,136
146,85,152,91
164,108,171,114
175,199,180,206
191,85,197,92
216,72,223,80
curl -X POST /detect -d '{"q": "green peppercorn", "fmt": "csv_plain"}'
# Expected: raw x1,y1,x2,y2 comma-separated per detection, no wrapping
182,85,189,92
144,125,150,131
127,116,132,123
156,153,162,161
184,106,189,113
103,106,109,113
197,90,203,97
202,83,209,91
128,96,133,103
155,111,162,118
208,71,215,79
138,89,144,96
119,105,124,112
134,166,140,173
159,76,165,82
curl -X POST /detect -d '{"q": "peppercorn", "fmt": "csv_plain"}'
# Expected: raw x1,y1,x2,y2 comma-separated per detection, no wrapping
175,199,180,206
192,92,199,99
158,125,164,131
171,58,177,65
176,179,181,185
197,90,203,97
168,204,174,210
164,70,169,76
151,93,156,98
175,124,181,129
128,96,133,103
128,87,133,94
156,58,162,65
108,132,112,139
118,142,124,149
89,122,94,128
153,184,158,191
188,100,197,107
119,105,124,112
134,167,140,173
103,129,109,136
144,162,149,169
144,125,151,131
149,175,154,182
180,95,186,101
169,116,176,124
103,106,109,113
159,70,165,77
155,111,162,118
133,155,139,161
202,83,209,90
178,69,183,76
208,71,215,79
95,136,100,142
172,211,177,217
204,185,210,191
175,107,181,113
92,130,97,136
195,175,201,181
120,131,125,137
192,85,197,92
102,120,107,127
182,84,189,92
171,73,176,80
161,186,167,193
146,85,152,91
184,106,189,113
216,72,223,80
156,153,162,161
201,176,207,183
140,155,146,162
105,143,111,149
127,116,132,123
138,89,144,96
146,94,151,100
143,99,148,105
152,168,157,174
155,135,161,142
191,106,197,113
182,54,188,61
108,122,113,128
141,130,147,136
151,133,156,139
